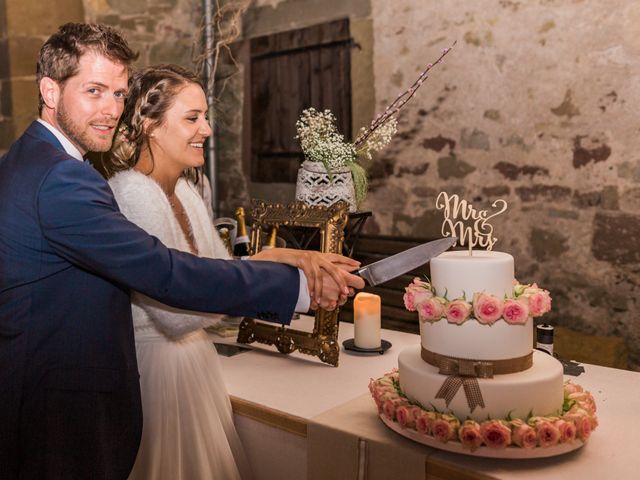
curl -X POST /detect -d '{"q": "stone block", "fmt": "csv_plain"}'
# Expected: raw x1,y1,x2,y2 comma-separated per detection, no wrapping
105,0,148,16
482,185,510,197
620,187,640,212
8,36,43,77
0,79,12,116
494,161,548,180
8,78,38,120
6,1,84,37
149,40,192,65
0,119,16,151
437,153,475,180
530,227,568,261
516,185,571,202
0,39,9,79
592,212,640,264
554,326,628,370
460,127,490,151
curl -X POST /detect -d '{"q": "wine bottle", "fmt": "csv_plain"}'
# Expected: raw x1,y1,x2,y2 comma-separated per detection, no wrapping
233,207,251,258
535,324,554,356
262,225,279,250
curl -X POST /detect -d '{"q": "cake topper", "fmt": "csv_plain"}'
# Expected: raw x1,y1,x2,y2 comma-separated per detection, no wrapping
436,192,508,255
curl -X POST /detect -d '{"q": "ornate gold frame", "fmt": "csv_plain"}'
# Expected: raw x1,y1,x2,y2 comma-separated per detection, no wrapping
236,200,349,366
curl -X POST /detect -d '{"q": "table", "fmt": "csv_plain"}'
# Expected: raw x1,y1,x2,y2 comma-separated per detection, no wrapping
213,317,640,480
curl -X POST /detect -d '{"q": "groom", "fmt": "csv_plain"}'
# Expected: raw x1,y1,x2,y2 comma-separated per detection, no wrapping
0,23,364,479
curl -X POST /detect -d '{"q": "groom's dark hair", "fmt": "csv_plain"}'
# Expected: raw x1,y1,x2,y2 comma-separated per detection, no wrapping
36,23,138,112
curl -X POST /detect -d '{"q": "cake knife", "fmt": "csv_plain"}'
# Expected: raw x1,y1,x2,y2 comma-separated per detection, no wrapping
356,237,456,286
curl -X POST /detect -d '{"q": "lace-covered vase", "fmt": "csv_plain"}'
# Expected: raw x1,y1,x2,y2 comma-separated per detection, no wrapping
295,160,356,212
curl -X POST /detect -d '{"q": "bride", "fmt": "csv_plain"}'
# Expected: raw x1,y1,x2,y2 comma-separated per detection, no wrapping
105,64,360,479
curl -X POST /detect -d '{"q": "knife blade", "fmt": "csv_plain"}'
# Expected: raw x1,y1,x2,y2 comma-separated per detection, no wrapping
356,237,457,286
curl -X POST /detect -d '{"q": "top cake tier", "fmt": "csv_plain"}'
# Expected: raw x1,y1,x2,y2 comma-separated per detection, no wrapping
430,250,514,300
424,250,533,361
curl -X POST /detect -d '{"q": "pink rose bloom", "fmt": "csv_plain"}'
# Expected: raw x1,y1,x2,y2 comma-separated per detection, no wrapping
576,416,592,442
382,398,408,421
372,388,396,411
480,420,512,449
458,420,483,451
535,420,561,447
563,381,584,396
432,416,458,443
554,419,576,443
473,293,505,325
396,405,422,429
445,299,472,325
403,279,434,311
415,411,437,435
569,391,597,415
502,298,530,325
526,290,552,317
511,420,538,449
417,297,445,322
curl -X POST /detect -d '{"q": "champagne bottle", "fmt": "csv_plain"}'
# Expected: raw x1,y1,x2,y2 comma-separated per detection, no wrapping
262,225,279,250
233,207,251,258
218,227,234,257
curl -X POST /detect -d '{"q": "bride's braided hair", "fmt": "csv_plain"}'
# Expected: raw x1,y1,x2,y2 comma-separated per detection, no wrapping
106,64,204,180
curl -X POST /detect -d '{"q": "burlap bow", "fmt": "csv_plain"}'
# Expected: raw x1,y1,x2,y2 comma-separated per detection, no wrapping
434,357,493,412
421,348,533,413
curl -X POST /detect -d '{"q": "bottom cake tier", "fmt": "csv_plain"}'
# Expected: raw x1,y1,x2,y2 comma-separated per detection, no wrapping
398,346,564,422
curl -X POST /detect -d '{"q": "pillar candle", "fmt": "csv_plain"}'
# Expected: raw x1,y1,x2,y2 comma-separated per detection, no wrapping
353,292,381,349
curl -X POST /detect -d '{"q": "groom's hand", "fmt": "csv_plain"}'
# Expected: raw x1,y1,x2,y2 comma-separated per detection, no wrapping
310,268,363,311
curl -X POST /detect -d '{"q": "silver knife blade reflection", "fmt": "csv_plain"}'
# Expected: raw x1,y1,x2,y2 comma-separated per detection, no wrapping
357,237,456,286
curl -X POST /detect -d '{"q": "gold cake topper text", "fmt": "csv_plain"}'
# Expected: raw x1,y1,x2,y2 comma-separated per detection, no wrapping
436,192,508,255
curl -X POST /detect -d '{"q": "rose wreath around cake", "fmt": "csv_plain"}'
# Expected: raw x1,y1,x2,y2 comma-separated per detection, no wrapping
369,192,598,458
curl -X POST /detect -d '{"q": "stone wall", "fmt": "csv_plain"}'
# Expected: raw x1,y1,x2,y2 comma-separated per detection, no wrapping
363,0,640,369
0,0,85,154
83,0,202,69
227,0,640,369
1,0,638,369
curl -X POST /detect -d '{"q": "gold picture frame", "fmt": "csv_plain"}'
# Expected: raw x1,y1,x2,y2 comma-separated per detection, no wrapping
236,199,349,367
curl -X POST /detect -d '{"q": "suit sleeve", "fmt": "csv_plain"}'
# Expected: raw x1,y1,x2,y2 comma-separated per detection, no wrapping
36,161,297,324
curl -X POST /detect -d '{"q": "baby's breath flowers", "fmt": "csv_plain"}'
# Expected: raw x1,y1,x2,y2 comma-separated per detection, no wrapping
296,43,455,208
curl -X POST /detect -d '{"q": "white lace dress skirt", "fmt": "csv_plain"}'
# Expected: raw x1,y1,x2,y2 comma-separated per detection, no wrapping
129,327,252,480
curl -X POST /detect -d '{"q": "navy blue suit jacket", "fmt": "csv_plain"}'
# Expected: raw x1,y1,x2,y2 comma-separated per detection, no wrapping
0,121,299,479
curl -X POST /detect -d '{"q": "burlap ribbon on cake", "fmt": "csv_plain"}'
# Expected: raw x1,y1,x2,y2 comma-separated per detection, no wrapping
421,348,533,412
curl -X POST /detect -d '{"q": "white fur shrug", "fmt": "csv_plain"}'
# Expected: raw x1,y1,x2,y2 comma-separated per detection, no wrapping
109,169,231,338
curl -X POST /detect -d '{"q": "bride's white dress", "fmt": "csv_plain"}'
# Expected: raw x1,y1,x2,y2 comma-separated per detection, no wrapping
109,170,251,480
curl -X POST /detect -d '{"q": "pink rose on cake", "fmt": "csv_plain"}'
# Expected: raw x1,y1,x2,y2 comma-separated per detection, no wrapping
502,298,530,325
395,405,423,429
432,414,460,443
403,278,433,311
568,391,597,415
522,284,552,317
415,410,437,435
510,419,538,449
563,381,584,396
417,297,446,322
554,419,577,443
458,420,483,451
445,299,472,325
480,419,512,449
382,397,409,421
533,419,561,447
473,293,505,325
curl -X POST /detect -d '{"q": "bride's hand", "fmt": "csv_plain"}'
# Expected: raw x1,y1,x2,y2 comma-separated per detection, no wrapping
250,248,363,304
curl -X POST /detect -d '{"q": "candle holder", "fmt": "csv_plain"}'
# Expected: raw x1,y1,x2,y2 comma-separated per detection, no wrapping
342,338,392,355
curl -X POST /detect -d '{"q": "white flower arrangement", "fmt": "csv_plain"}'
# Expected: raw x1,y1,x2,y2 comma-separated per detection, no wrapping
295,43,456,208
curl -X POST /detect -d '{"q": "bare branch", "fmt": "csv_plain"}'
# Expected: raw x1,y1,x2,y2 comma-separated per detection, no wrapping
354,41,456,147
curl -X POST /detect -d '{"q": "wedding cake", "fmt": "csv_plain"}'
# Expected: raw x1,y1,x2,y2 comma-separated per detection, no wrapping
369,194,597,454
399,250,563,422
